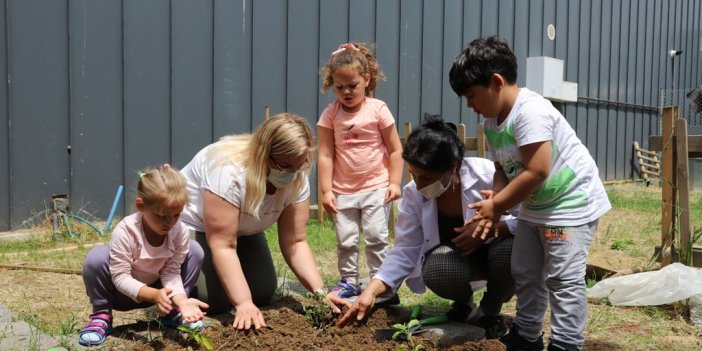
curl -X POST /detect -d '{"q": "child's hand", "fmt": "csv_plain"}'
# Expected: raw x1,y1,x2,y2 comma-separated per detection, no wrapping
384,184,401,203
179,298,209,323
155,288,174,315
467,199,499,240
322,191,338,214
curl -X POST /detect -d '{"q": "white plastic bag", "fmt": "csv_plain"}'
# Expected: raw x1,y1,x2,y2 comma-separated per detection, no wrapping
587,263,702,306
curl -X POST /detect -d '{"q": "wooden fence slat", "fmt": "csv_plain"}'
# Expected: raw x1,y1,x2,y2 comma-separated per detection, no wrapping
676,118,692,266
660,107,677,267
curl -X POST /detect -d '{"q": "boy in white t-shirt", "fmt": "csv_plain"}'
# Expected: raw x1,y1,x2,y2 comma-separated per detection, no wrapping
449,35,611,351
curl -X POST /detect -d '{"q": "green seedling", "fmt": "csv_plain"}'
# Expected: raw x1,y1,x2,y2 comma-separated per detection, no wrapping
177,324,213,350
391,319,425,351
302,291,335,334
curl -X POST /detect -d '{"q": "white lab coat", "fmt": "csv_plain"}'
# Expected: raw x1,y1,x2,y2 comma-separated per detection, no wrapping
374,157,517,294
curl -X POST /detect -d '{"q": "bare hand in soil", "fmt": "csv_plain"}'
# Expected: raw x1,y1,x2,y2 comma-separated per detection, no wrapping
325,293,351,313
233,300,266,330
337,289,376,327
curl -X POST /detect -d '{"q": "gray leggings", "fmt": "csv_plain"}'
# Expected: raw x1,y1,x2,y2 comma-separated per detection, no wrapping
192,231,277,315
422,237,515,316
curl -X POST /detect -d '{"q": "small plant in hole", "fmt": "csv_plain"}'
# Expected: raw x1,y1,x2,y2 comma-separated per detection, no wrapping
301,292,335,334
391,319,425,351
610,239,635,251
177,325,213,350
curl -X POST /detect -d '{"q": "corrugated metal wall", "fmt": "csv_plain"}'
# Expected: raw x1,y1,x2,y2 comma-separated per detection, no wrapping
1,0,700,230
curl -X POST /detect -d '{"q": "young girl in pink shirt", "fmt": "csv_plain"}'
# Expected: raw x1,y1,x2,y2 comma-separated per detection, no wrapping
78,164,208,346
317,42,403,299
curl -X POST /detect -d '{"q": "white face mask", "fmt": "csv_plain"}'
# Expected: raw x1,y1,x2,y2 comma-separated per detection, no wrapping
268,168,297,188
418,170,453,199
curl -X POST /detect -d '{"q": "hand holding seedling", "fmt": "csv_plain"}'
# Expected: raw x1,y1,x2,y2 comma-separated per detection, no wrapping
466,193,500,240
233,300,266,330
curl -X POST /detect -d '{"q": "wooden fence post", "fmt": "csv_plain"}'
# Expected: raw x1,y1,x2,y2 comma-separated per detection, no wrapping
476,123,486,158
660,106,677,267
675,118,691,265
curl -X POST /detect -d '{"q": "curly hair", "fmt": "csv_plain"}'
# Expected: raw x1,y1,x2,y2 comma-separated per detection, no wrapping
320,42,385,95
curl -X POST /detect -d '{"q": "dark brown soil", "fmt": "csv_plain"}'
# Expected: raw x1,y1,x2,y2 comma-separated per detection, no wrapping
108,295,505,351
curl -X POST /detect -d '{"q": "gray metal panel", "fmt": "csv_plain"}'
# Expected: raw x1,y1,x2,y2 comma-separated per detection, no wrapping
441,0,464,123
8,0,70,228
0,0,8,230
69,0,124,219
513,0,528,88
287,0,319,122
497,0,515,51
542,0,556,57
623,0,638,179
607,0,621,180
213,0,252,136
528,0,543,57
318,0,348,115
349,0,375,43
597,0,613,178
554,0,567,61
420,1,443,119
172,0,213,167
481,1,498,36
287,0,320,206
123,0,171,210
563,0,579,131
252,0,286,126
398,0,422,127
461,0,482,125
586,0,601,158
375,0,400,123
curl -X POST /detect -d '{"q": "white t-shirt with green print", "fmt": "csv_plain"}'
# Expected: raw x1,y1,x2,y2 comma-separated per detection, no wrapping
483,88,611,226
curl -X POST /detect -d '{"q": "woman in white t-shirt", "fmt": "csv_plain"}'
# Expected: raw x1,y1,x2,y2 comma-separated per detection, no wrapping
180,113,348,330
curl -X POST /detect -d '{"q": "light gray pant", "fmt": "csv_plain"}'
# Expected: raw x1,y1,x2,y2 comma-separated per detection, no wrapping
512,219,598,349
334,187,390,287
191,231,277,315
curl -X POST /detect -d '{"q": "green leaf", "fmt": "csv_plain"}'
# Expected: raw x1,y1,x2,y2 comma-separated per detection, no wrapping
392,331,403,340
407,319,420,328
392,323,405,329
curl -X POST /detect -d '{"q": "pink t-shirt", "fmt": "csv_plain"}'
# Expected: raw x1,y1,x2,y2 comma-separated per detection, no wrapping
109,212,189,302
317,98,396,194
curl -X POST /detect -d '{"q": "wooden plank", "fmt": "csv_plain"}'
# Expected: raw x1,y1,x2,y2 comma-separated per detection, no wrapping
676,118,691,265
457,123,466,153
650,135,702,153
660,107,676,267
476,124,486,158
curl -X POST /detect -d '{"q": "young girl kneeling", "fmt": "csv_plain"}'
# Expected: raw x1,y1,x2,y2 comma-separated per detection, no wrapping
78,164,208,346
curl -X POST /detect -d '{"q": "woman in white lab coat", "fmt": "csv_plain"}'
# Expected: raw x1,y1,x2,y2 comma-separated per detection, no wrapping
338,114,516,339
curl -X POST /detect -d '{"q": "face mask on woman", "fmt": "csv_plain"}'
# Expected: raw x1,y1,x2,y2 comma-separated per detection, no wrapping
419,170,453,199
268,168,297,188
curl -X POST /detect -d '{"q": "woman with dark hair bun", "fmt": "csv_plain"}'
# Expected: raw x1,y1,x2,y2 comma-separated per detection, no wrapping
338,114,517,340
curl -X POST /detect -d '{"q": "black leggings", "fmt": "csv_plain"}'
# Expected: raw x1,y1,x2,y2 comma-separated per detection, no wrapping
192,231,278,315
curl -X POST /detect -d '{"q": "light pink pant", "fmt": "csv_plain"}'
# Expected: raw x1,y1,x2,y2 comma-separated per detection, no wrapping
334,187,390,287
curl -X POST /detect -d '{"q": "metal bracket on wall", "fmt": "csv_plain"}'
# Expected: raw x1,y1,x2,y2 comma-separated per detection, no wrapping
576,96,660,113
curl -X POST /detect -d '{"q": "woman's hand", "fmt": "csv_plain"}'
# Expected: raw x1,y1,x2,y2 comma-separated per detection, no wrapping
452,222,488,256
323,292,352,314
233,300,266,330
337,290,376,327
385,183,401,203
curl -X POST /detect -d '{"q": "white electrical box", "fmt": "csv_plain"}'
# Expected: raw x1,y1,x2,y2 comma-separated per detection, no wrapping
526,56,564,100
560,81,578,102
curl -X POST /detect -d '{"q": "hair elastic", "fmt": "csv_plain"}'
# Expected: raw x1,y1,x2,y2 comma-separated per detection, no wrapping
331,43,360,57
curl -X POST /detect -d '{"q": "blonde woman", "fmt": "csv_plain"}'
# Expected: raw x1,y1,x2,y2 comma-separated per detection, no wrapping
180,113,349,330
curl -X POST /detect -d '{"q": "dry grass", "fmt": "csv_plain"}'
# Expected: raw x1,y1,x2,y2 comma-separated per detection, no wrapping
0,182,700,350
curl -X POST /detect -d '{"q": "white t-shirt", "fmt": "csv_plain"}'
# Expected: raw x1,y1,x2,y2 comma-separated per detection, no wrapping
483,88,611,226
180,143,310,235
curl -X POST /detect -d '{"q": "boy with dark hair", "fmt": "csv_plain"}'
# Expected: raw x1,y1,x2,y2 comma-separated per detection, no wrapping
449,35,611,351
